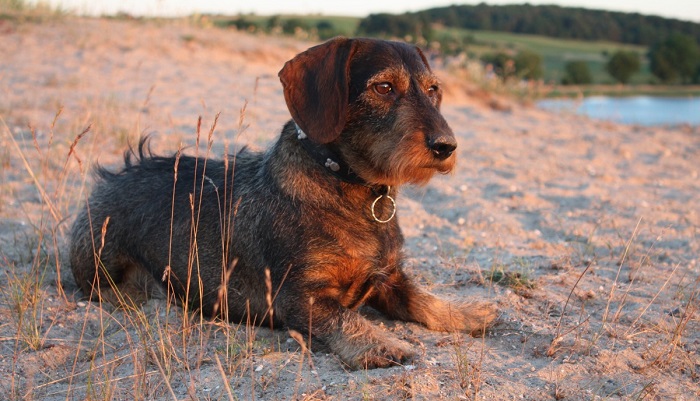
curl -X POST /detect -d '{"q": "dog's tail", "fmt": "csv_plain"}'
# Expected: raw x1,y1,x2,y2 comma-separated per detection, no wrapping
94,135,160,180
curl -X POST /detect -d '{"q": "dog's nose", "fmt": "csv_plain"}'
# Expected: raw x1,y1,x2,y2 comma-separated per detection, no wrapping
428,135,457,160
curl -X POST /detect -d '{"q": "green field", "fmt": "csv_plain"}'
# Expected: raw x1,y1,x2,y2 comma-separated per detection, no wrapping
436,28,651,84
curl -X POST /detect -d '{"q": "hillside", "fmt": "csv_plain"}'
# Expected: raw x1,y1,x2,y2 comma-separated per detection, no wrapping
358,3,700,46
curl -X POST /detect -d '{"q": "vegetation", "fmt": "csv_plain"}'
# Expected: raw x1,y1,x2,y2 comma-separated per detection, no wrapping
562,61,593,85
446,29,648,84
0,0,64,20
358,4,700,46
481,50,543,81
514,50,543,81
606,50,641,84
481,52,515,81
357,12,433,42
0,0,24,11
211,14,357,38
648,33,700,83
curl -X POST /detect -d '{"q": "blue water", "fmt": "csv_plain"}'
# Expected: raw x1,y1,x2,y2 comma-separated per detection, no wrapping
537,96,700,126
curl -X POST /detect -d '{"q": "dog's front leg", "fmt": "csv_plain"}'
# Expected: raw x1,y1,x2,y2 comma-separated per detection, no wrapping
369,268,498,335
287,297,415,369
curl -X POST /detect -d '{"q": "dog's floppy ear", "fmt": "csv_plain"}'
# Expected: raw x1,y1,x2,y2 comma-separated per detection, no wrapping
279,37,357,144
414,45,442,108
414,45,433,72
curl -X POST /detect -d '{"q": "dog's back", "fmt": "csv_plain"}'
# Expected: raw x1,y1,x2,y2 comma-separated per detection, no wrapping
70,138,273,318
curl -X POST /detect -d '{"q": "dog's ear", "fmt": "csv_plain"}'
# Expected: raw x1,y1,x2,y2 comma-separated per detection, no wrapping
414,45,433,72
414,45,443,108
279,37,357,144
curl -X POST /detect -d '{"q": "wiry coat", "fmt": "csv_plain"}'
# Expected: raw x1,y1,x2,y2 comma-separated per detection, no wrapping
70,37,497,369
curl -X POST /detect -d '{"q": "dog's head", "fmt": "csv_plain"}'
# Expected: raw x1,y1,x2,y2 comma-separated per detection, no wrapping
279,37,456,186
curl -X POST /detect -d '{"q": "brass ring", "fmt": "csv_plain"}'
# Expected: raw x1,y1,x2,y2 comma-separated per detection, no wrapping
370,192,396,223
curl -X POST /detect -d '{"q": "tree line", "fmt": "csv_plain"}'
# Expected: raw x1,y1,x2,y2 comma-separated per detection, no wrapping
358,4,700,46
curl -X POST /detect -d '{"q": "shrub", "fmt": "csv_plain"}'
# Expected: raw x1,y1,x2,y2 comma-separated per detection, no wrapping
648,33,700,84
562,60,592,85
514,50,543,80
606,50,640,84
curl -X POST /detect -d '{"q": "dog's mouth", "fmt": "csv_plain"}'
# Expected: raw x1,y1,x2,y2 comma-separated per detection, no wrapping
433,156,457,174
416,151,456,175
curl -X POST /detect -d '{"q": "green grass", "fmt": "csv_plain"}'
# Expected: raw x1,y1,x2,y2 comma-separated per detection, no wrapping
439,28,651,84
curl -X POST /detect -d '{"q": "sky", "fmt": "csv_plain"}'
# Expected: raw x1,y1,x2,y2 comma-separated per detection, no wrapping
34,0,700,23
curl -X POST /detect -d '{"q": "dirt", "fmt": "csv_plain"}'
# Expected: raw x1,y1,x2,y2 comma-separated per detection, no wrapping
0,17,698,400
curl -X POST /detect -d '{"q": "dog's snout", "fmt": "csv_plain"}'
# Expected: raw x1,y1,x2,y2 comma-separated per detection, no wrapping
428,135,457,160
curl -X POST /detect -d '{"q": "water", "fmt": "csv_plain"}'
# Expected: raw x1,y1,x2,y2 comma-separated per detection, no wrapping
537,96,700,126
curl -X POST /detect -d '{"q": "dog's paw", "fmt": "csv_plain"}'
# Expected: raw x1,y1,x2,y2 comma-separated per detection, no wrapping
358,338,415,369
329,329,415,370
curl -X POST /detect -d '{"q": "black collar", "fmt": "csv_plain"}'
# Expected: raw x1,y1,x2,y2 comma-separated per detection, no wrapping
294,123,389,195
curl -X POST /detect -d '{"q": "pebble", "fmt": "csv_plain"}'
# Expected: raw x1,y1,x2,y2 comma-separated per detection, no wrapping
77,302,86,307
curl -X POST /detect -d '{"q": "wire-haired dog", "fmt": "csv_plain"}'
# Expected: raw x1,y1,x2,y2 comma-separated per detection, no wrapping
70,37,498,369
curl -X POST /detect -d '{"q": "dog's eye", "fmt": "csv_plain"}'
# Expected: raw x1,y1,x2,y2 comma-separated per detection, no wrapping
427,85,439,97
374,82,393,95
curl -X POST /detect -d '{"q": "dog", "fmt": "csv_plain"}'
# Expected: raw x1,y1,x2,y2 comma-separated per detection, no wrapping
70,37,497,369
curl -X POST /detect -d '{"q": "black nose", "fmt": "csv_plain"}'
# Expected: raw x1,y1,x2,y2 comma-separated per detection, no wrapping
428,135,457,160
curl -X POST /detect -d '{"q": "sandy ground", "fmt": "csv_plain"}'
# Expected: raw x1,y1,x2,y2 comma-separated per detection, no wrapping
0,17,699,400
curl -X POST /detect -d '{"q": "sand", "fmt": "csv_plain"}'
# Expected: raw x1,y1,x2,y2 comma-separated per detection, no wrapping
0,17,698,400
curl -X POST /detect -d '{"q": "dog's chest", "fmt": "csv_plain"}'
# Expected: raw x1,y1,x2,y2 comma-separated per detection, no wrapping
303,221,403,309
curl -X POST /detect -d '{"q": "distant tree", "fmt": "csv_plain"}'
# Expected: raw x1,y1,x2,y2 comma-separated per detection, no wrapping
562,61,592,85
481,52,516,81
282,18,309,35
316,20,338,40
514,50,543,80
357,4,700,47
266,15,282,33
648,33,700,83
358,13,433,42
606,50,640,84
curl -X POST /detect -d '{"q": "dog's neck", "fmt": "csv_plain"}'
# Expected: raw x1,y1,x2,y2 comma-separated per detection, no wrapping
275,121,397,224
293,122,389,195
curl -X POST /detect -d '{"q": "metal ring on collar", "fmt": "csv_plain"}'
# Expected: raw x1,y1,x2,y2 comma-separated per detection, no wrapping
370,191,396,223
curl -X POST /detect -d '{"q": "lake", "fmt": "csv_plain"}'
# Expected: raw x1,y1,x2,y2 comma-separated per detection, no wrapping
537,96,700,126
